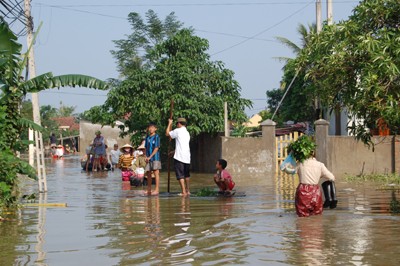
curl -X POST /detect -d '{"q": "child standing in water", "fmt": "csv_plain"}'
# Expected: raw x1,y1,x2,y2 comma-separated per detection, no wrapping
145,122,161,195
288,135,336,217
118,144,135,181
214,159,235,196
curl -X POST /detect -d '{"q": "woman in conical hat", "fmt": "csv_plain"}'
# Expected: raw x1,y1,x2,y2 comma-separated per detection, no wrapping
118,144,135,181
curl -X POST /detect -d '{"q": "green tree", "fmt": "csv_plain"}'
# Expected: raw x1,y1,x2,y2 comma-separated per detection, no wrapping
297,0,400,146
111,10,184,77
0,19,108,209
57,101,76,117
86,29,251,145
267,24,317,124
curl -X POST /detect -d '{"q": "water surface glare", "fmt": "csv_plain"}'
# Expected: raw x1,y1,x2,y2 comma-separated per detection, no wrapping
1,156,400,265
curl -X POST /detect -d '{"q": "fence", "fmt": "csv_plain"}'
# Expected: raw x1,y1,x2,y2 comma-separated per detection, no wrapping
275,131,303,172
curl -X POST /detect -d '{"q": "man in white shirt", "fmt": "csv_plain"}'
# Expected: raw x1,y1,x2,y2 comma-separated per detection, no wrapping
166,117,191,196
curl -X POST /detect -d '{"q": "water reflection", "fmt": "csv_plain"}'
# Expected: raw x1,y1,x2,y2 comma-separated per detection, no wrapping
1,157,400,265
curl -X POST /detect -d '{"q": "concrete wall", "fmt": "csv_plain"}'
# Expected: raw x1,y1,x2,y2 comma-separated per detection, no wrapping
79,121,131,155
221,137,273,176
328,136,394,177
191,133,222,173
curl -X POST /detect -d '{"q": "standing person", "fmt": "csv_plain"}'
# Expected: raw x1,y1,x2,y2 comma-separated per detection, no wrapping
92,130,106,172
49,133,57,148
131,143,146,187
288,136,336,217
145,122,161,196
166,118,191,196
118,144,135,181
109,144,121,171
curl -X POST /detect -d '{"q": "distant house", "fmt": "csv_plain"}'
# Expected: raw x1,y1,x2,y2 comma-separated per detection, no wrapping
51,116,80,132
51,116,80,152
243,114,262,128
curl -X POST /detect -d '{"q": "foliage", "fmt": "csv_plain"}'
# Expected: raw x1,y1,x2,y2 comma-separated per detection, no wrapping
0,19,107,208
267,24,317,124
230,124,248,137
86,28,252,146
111,10,184,77
345,173,400,185
194,187,217,197
287,135,316,163
296,0,400,146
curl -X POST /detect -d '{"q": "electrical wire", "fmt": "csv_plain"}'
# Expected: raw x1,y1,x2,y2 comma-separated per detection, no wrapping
212,0,314,55
33,1,359,8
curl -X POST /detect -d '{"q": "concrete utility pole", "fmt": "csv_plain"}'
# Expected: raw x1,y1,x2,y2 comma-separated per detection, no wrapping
316,0,322,33
224,102,229,137
327,0,333,25
24,0,47,192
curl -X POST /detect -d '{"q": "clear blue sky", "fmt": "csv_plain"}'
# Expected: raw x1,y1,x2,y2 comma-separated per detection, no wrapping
19,0,359,116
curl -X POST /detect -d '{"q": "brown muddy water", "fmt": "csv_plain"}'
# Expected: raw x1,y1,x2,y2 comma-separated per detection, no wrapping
1,156,400,266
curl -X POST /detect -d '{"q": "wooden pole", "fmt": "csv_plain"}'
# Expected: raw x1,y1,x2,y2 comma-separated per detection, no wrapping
167,99,174,193
224,102,229,137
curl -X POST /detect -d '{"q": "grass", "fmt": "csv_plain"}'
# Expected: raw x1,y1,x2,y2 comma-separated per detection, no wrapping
345,173,400,185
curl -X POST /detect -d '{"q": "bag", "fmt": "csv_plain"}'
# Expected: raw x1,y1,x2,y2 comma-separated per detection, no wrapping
280,153,297,174
135,167,145,178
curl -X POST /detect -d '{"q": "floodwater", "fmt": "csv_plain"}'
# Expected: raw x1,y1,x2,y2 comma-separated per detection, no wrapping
1,156,400,266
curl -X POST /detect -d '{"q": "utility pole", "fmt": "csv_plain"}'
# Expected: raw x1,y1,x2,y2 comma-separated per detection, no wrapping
224,102,229,137
327,0,333,25
316,0,322,33
24,0,47,192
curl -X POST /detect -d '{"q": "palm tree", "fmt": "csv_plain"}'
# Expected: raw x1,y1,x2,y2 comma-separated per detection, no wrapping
275,23,316,61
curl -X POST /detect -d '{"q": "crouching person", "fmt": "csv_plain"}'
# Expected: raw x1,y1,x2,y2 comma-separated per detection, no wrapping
288,136,335,217
214,159,235,196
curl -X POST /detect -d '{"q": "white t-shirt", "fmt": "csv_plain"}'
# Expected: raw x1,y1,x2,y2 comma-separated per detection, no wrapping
169,126,191,164
110,149,121,164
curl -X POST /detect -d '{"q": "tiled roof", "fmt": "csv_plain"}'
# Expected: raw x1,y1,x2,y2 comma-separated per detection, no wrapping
51,117,80,131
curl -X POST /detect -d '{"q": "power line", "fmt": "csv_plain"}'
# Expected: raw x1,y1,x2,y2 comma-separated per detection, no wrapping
212,0,314,55
34,1,359,8
31,3,283,44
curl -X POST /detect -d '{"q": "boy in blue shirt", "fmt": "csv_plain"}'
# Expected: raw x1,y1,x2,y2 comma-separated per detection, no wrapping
145,122,161,195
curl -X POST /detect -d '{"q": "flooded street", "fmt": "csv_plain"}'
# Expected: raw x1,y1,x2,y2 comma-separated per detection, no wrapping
1,156,400,265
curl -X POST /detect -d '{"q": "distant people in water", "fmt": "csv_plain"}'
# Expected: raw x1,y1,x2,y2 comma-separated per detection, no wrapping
214,159,235,196
109,144,121,171
118,144,135,181
55,144,64,159
92,130,106,171
49,133,57,148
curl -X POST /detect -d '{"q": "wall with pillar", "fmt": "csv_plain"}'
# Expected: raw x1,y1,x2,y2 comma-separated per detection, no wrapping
315,119,397,177
191,120,276,178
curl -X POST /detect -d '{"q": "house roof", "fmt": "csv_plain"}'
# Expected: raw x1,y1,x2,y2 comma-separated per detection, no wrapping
51,117,79,131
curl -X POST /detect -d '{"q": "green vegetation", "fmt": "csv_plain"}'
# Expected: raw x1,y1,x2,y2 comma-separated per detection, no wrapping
0,19,107,211
194,187,217,197
345,173,400,185
296,0,400,147
85,11,251,145
267,24,317,125
287,135,316,163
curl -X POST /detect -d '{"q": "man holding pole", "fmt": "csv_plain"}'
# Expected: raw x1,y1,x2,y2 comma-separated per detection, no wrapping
166,118,191,196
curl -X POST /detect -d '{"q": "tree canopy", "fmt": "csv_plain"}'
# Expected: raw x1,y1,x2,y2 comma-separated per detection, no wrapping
86,23,251,144
266,24,316,124
111,10,184,77
297,0,400,145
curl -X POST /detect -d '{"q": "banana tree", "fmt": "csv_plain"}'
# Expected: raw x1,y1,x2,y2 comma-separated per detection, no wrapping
0,19,107,208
